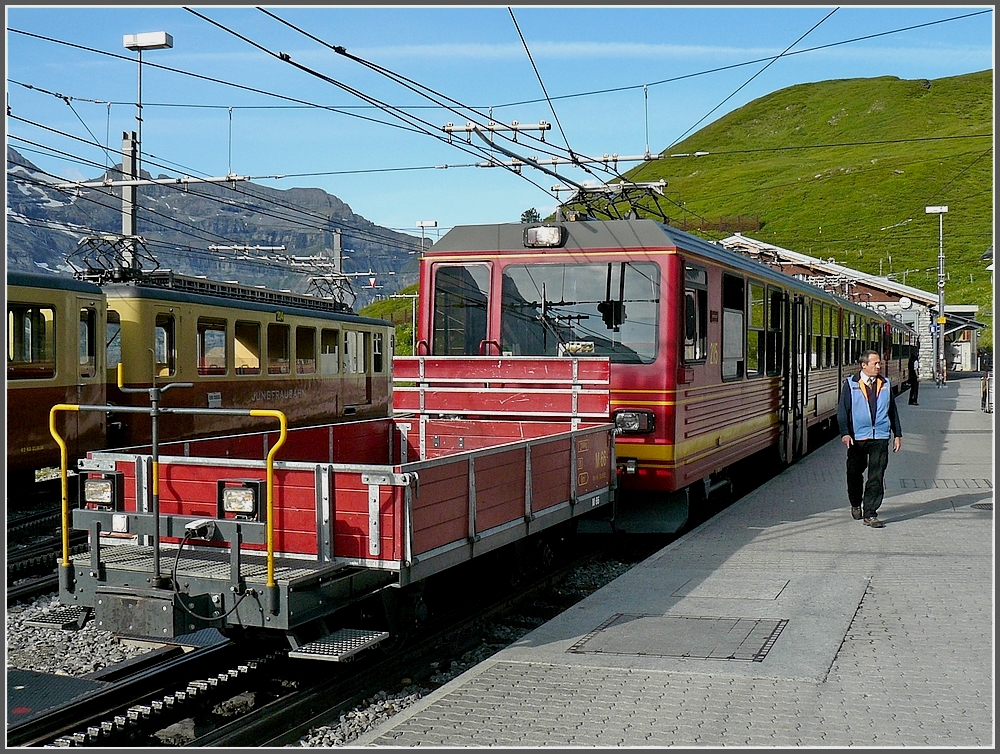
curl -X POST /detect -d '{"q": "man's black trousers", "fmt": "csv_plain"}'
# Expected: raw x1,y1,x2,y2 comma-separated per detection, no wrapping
908,378,919,404
846,438,890,516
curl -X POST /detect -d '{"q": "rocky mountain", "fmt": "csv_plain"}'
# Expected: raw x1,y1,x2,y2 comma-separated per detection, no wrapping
6,146,420,309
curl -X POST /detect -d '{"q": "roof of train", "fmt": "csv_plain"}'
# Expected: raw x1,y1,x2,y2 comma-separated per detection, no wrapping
103,282,392,328
7,270,104,295
428,220,906,326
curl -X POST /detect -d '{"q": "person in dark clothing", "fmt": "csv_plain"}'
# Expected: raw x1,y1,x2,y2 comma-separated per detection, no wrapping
907,349,920,405
837,350,902,528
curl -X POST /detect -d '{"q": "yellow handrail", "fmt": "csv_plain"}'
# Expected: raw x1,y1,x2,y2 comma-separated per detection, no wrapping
250,409,288,590
48,404,80,568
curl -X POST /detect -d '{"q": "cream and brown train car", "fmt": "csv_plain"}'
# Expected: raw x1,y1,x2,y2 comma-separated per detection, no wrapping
7,271,108,495
103,275,394,449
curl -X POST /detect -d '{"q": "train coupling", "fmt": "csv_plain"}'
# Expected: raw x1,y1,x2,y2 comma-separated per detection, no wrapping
616,458,639,475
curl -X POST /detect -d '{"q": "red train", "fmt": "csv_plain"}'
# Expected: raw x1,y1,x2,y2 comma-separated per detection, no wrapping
412,219,916,530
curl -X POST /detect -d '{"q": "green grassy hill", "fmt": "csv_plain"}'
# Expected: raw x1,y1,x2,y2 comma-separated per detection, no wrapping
625,70,993,347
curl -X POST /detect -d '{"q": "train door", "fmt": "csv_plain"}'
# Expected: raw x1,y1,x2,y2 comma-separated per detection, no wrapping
780,294,809,463
75,295,105,462
429,263,495,355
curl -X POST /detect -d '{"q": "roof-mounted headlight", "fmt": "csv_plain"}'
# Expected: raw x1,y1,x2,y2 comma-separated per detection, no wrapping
523,225,566,248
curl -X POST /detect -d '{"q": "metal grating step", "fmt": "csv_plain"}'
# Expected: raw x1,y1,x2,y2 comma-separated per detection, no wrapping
287,628,390,662
23,606,92,630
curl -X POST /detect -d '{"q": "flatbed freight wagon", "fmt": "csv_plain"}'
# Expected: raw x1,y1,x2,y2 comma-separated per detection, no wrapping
56,357,615,658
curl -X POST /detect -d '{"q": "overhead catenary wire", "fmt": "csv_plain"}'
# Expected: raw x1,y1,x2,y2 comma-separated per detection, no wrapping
9,116,426,252
668,7,839,149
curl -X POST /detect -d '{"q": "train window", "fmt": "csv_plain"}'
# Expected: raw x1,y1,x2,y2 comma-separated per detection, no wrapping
721,274,744,380
7,303,55,380
828,307,838,367
432,264,491,356
320,328,340,374
235,321,261,375
344,330,368,374
107,310,122,371
373,331,384,373
501,262,660,363
267,324,290,375
197,318,228,376
155,313,176,377
746,282,765,377
810,301,823,370
79,307,97,378
766,287,782,376
295,327,316,374
683,264,708,363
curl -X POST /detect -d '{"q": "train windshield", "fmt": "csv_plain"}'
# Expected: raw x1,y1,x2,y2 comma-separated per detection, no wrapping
499,262,659,363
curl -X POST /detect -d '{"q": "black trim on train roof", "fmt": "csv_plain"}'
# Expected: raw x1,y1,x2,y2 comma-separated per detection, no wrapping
428,220,903,324
102,283,392,328
7,270,104,296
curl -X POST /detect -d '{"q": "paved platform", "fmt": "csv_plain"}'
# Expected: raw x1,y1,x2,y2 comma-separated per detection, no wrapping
356,375,993,747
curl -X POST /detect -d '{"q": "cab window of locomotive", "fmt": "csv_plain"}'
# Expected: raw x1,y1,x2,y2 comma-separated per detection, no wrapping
79,307,97,378
721,274,745,380
235,321,261,375
432,264,490,356
500,262,659,363
344,330,367,374
197,318,228,376
7,304,55,379
320,328,340,374
683,265,708,363
267,324,290,375
155,314,175,377
295,327,316,374
106,310,122,371
746,282,765,377
373,331,384,373
766,287,782,376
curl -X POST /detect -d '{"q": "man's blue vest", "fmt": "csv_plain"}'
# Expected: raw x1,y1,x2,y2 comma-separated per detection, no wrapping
848,376,892,439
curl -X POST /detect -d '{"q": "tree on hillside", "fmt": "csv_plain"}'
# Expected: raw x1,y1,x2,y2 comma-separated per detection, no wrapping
520,208,540,223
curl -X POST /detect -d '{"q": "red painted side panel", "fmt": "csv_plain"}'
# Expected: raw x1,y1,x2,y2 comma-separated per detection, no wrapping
530,438,572,510
473,449,526,531
410,460,469,554
330,472,399,561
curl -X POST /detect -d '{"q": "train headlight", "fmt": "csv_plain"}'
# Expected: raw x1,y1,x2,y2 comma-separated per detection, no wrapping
217,479,265,521
523,224,566,248
80,472,124,511
613,410,655,434
84,479,113,504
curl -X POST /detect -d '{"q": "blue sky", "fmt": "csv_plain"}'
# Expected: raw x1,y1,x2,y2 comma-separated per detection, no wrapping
6,5,994,244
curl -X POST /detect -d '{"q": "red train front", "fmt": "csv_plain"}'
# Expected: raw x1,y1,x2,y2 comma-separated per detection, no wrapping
414,219,914,530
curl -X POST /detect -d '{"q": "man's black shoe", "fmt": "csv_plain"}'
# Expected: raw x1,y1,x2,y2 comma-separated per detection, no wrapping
851,506,862,520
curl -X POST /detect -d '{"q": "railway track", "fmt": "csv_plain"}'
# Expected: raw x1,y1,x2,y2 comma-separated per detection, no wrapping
11,534,662,748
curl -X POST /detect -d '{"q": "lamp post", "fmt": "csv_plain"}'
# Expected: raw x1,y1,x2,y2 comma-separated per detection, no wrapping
123,32,173,181
122,31,172,271
416,220,437,254
925,205,948,386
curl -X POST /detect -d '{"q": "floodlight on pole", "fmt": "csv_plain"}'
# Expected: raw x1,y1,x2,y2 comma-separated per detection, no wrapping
925,205,948,386
123,32,173,178
415,220,437,254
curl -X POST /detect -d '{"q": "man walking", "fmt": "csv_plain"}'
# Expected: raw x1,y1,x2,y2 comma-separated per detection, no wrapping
907,347,920,405
837,350,902,528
